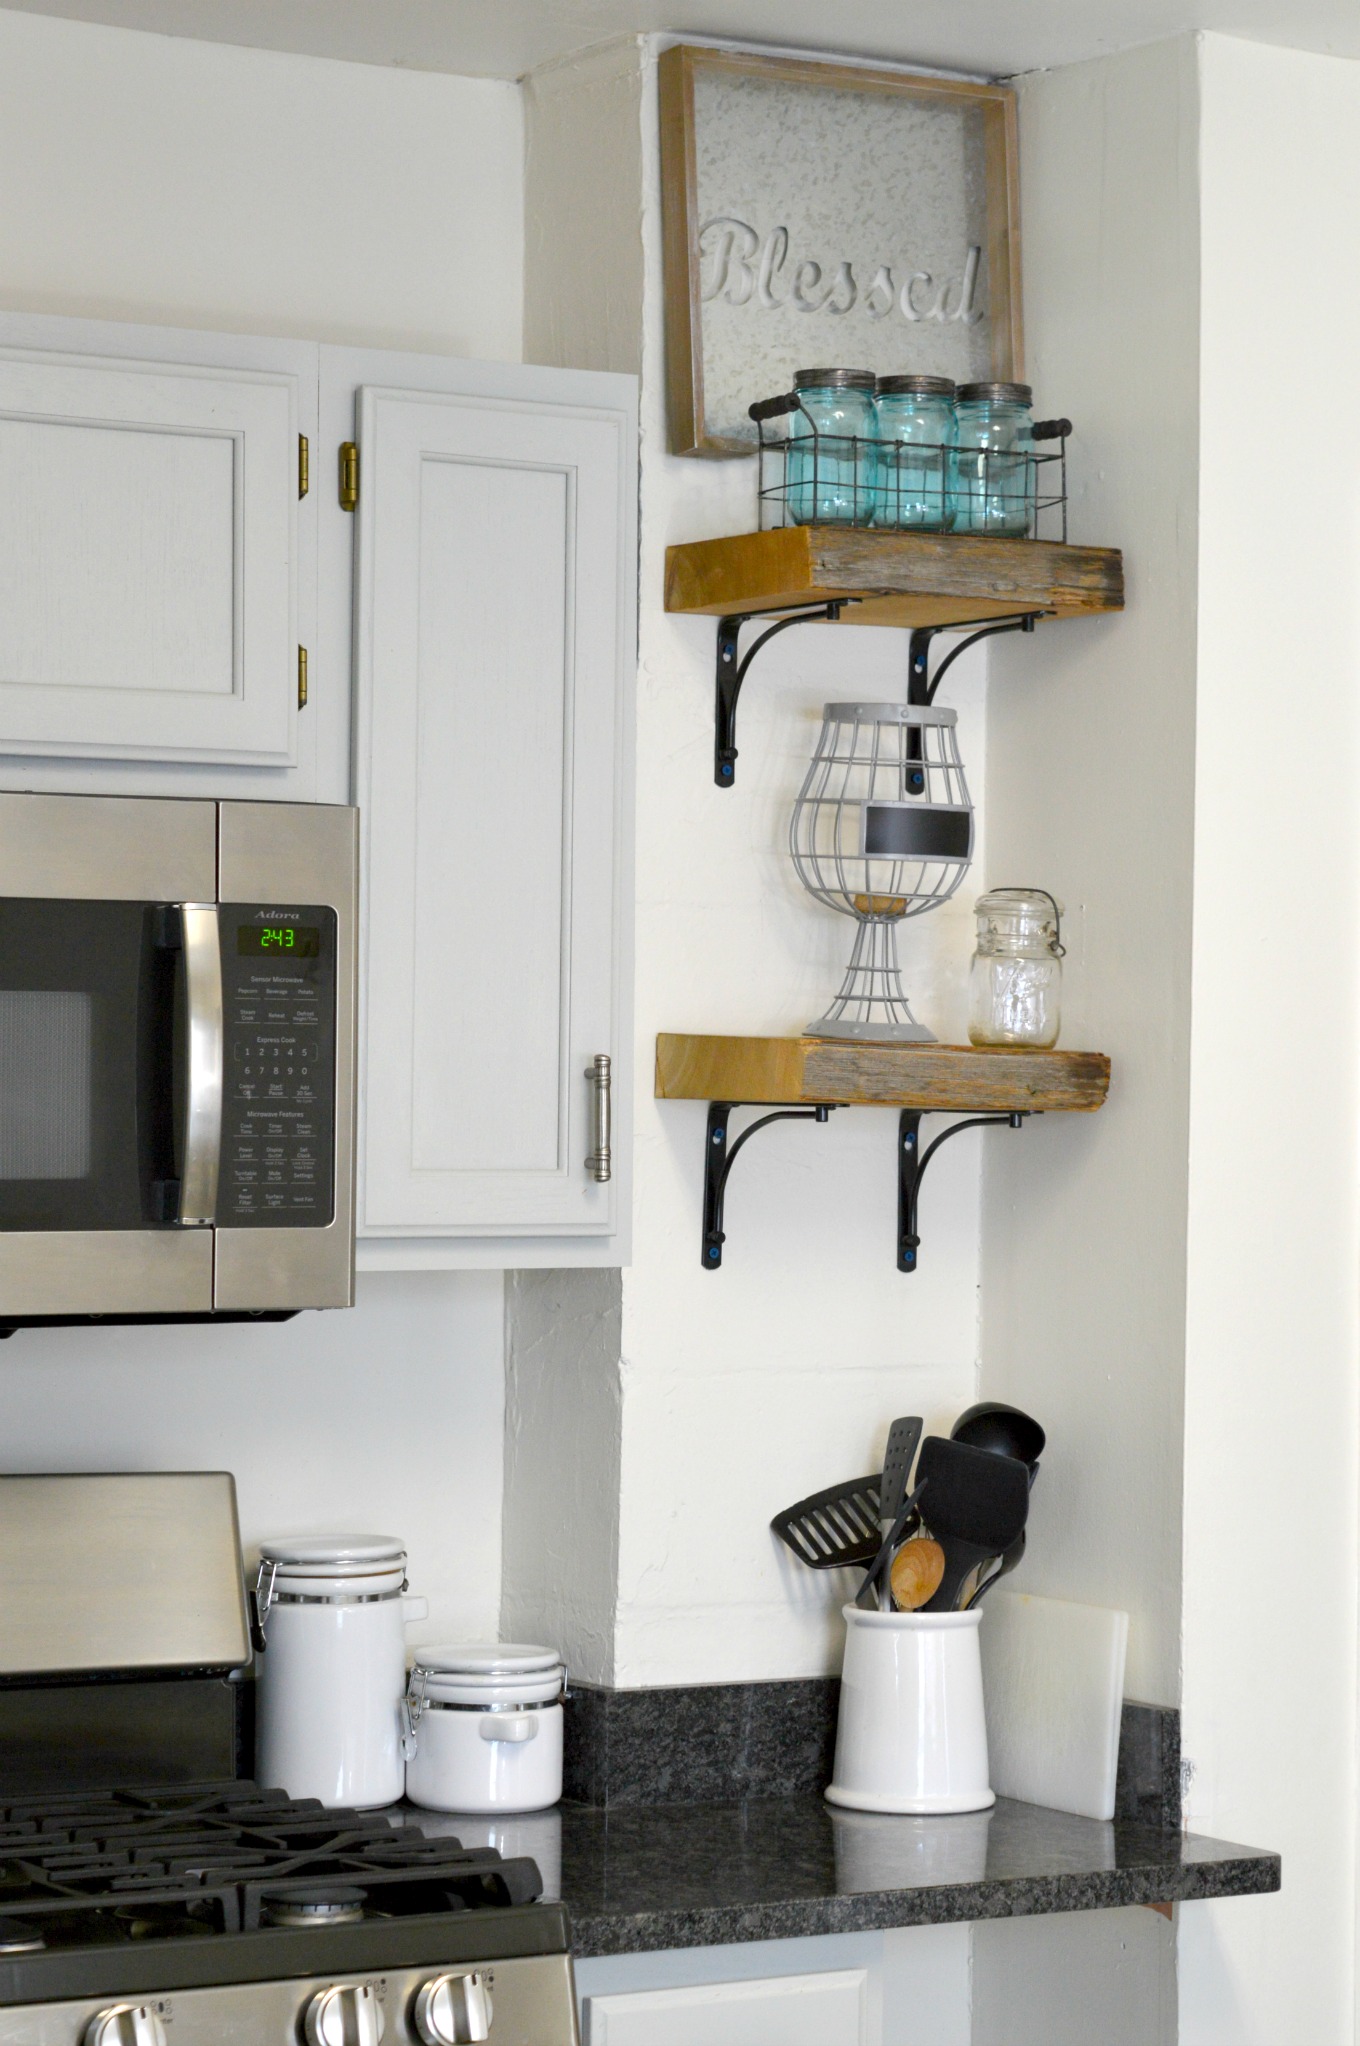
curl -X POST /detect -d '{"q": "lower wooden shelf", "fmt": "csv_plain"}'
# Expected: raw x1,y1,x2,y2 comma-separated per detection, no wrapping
655,1033,1111,1113
656,1034,1111,1274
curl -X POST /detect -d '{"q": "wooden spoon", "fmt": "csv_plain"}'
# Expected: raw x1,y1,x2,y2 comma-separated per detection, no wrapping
890,1538,946,1611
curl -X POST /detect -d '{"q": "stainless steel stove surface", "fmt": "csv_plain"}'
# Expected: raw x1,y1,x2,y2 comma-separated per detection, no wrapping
0,1782,576,2044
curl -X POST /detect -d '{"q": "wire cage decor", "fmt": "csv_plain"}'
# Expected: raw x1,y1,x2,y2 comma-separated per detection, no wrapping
748,391,1070,539
791,701,975,1043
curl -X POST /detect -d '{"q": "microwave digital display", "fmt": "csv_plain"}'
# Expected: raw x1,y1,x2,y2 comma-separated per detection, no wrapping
236,925,321,958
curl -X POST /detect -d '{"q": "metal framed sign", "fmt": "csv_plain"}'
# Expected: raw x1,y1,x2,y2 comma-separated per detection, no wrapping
659,46,1023,458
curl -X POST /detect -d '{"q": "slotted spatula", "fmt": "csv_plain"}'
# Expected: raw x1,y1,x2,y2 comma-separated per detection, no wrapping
771,1473,882,1570
875,1415,923,1609
914,1436,1030,1613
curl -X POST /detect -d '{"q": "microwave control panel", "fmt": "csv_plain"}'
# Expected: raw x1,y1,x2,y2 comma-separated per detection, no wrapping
217,904,337,1229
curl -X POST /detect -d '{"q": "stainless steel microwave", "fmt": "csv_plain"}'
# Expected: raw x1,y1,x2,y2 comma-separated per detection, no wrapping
0,794,357,1330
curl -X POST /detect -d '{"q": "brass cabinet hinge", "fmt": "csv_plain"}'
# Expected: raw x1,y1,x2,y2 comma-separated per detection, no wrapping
298,434,310,499
338,441,359,512
298,646,309,710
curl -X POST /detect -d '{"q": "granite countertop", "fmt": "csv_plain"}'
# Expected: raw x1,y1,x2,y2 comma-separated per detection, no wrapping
548,1795,1279,1957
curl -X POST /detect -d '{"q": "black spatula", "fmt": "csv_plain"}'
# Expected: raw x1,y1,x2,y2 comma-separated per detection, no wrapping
771,1474,883,1570
914,1435,1030,1612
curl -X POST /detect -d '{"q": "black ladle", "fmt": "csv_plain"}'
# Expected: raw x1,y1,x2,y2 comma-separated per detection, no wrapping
952,1401,1045,1477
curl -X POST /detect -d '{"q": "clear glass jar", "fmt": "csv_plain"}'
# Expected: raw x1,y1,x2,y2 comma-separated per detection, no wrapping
873,375,955,530
968,888,1064,1047
786,369,877,525
949,381,1035,537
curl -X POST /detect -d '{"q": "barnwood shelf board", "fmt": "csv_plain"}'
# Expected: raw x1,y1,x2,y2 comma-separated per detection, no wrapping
655,1034,1111,1112
663,526,1125,628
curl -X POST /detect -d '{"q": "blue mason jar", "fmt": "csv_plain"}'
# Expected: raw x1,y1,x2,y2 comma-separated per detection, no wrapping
786,369,876,525
873,374,956,529
949,381,1035,536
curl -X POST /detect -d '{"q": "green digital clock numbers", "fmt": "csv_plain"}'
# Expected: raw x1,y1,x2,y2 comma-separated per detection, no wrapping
236,924,321,958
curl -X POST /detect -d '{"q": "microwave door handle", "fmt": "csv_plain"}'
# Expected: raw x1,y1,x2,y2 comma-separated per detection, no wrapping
179,904,223,1226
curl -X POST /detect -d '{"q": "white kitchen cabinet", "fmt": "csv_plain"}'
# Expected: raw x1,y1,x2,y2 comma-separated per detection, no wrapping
585,1971,869,2045
0,314,315,775
332,349,637,1267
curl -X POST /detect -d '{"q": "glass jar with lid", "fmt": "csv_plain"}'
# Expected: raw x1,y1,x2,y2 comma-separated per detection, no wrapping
968,888,1064,1047
949,382,1035,536
786,369,876,525
873,375,955,530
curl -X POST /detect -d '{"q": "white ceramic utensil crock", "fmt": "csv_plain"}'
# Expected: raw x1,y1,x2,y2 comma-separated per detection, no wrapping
826,1605,994,1814
403,1644,565,1814
253,1533,428,1809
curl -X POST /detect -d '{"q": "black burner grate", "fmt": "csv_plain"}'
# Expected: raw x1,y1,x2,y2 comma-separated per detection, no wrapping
0,1783,541,1942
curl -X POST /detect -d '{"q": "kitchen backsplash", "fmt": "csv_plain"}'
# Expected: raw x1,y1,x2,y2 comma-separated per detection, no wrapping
563,1679,1181,1825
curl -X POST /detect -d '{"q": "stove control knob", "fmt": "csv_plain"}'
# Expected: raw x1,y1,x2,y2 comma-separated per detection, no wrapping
83,2009,167,2046
413,1971,494,2044
304,1983,386,2046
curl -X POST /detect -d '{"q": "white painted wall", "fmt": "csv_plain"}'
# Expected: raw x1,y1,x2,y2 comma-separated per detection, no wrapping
0,1273,505,1651
1178,34,1360,2046
514,36,989,1688
973,36,1200,2046
0,7,522,357
980,33,1200,1711
0,10,525,1638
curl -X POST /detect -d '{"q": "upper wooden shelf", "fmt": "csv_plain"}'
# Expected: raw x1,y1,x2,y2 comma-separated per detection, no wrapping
656,1034,1111,1112
664,526,1125,629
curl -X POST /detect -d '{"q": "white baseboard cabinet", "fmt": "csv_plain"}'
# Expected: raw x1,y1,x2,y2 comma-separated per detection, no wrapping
584,1970,869,2046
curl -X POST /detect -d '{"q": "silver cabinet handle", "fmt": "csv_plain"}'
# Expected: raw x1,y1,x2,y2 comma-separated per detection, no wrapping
179,904,223,1226
585,1053,612,1183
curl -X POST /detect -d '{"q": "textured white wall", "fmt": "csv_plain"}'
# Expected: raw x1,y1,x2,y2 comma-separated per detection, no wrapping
1178,34,1360,2046
973,37,1200,2046
981,34,1200,1711
0,9,525,1635
503,1271,623,1686
517,38,988,1688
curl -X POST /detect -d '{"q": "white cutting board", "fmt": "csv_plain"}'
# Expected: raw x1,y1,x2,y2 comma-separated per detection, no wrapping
979,1591,1129,1821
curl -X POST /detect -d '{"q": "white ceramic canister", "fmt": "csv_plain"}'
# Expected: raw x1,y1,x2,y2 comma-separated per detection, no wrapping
403,1644,565,1815
253,1534,428,1810
826,1606,994,1815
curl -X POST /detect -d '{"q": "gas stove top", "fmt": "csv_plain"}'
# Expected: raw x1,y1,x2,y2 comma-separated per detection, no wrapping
0,1783,576,2044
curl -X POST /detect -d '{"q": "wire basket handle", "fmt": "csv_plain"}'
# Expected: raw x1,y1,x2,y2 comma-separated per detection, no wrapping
1031,417,1072,442
749,392,803,423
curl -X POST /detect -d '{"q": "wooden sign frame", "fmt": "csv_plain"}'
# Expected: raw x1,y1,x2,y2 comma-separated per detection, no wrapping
658,45,1023,459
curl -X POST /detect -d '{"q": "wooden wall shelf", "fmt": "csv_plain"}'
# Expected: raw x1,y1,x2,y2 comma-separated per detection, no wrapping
664,526,1125,629
656,1034,1111,1113
663,526,1124,784
656,1034,1111,1273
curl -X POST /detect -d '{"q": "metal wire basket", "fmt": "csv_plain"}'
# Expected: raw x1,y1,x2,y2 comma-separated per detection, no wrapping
749,392,1071,540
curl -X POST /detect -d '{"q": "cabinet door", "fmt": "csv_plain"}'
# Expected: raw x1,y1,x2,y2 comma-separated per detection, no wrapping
584,1973,870,2046
352,371,635,1239
0,334,300,765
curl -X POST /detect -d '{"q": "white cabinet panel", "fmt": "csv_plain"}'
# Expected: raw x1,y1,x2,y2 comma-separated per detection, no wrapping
585,1971,869,2046
349,357,636,1247
0,331,301,766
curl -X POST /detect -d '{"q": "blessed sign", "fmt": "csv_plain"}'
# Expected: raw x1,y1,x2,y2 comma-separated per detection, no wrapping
660,49,1023,457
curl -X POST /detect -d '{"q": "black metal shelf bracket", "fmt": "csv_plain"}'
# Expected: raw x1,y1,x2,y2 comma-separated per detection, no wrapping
711,604,1048,792
700,1099,1034,1272
702,1100,839,1268
901,614,1043,791
715,603,843,787
898,1109,1031,1273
